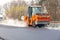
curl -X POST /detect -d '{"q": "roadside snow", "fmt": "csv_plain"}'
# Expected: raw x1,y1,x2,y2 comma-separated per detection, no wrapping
0,19,28,27
46,23,60,30
46,27,60,30
0,19,60,30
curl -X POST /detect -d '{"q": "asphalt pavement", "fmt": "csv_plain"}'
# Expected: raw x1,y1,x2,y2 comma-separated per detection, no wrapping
0,25,60,40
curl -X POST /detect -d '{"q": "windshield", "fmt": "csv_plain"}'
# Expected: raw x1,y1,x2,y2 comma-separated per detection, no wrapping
32,7,41,15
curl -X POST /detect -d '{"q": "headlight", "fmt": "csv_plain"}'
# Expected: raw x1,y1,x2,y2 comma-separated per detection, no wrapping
35,21,37,24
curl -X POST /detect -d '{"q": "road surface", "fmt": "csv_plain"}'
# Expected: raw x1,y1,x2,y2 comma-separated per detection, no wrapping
0,25,60,40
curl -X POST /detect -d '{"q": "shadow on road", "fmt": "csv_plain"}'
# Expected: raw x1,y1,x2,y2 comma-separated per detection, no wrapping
0,37,5,40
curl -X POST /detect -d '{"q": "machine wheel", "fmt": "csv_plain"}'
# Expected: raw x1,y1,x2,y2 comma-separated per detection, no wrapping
48,23,50,25
28,25,32,27
37,24,45,28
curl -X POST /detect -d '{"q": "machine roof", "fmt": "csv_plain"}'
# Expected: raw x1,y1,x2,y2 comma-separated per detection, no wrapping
29,5,41,7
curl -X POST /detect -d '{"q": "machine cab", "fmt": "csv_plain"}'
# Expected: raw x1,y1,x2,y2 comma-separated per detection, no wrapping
28,6,42,18
23,5,50,27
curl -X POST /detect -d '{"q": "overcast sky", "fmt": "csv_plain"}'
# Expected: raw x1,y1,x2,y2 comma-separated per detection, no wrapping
0,0,33,6
0,0,13,6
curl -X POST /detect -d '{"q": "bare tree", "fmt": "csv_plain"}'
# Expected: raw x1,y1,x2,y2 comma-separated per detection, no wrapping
4,0,28,20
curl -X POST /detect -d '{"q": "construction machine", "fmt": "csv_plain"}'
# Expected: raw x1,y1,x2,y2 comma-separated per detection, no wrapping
21,5,50,27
